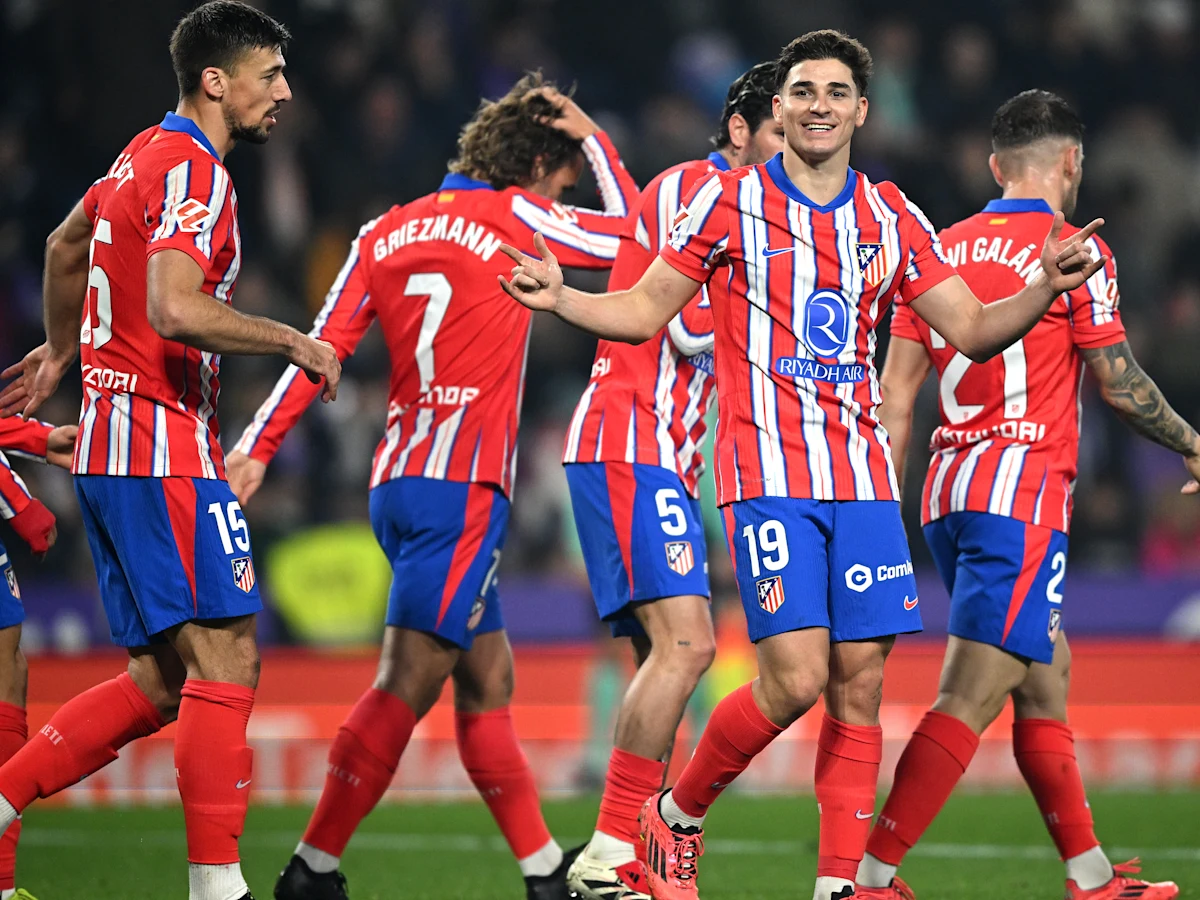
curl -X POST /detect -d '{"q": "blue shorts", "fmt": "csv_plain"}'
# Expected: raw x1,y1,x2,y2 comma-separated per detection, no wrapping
924,512,1068,665
0,540,24,630
75,476,263,647
369,477,507,650
565,462,710,638
722,499,921,643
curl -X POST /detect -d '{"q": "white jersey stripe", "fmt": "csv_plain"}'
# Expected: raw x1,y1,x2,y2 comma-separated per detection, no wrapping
371,409,403,487
194,164,228,259
511,197,620,258
582,134,629,217
652,336,678,471
950,439,994,511
423,407,465,479
833,202,875,500
563,381,598,462
151,162,190,242
390,408,434,479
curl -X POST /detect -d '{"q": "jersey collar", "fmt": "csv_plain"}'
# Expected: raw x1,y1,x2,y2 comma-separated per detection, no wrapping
438,172,494,191
159,112,220,162
982,198,1053,215
764,153,857,213
706,151,731,172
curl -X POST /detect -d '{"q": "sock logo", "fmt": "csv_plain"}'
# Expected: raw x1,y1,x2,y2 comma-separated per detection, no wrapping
855,809,873,819
40,724,64,746
235,778,252,789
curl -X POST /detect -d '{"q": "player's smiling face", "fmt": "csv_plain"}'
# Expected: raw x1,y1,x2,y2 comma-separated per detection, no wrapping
774,58,868,164
222,46,292,145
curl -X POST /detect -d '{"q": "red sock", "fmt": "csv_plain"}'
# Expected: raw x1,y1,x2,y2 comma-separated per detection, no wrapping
670,683,782,817
814,715,883,880
867,710,979,865
174,680,255,865
0,703,27,891
1013,719,1099,859
0,673,163,811
302,688,416,857
596,748,666,844
456,707,553,859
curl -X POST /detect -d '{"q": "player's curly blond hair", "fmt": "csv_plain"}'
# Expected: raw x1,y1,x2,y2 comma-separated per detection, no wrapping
448,72,583,190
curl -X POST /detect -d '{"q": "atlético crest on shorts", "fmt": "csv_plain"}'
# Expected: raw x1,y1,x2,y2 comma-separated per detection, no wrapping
856,242,890,288
4,568,18,601
231,556,256,594
756,575,785,614
467,596,486,631
665,541,695,577
1047,608,1062,643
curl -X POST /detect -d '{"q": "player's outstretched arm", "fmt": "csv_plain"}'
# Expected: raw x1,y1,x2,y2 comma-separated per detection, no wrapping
911,213,1106,363
0,200,93,419
1081,340,1200,493
498,233,702,343
146,249,342,401
878,336,932,494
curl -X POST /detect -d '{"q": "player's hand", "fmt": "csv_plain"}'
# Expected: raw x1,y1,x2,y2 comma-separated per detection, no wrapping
46,425,78,469
1039,213,1107,295
533,87,599,140
498,233,564,312
0,343,75,419
1180,447,1200,495
288,335,341,402
9,498,57,560
225,451,267,505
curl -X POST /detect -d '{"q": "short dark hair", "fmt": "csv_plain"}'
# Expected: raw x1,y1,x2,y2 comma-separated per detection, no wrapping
449,72,583,190
775,29,873,97
711,61,778,149
170,1,291,98
991,90,1084,152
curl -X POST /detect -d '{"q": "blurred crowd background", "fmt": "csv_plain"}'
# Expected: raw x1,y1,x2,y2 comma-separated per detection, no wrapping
4,0,1200,651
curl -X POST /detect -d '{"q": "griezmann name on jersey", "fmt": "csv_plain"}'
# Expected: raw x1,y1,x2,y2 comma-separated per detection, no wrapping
891,198,1124,532
563,151,729,498
74,113,242,480
660,155,957,506
237,133,637,497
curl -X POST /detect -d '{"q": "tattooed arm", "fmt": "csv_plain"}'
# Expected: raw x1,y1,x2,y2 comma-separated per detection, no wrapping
1081,340,1200,492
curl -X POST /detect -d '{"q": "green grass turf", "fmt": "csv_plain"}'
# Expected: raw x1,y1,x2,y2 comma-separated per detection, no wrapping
14,791,1199,898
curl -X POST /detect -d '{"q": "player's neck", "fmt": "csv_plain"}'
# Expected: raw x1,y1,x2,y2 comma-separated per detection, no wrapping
1000,179,1064,215
781,145,850,207
174,100,233,161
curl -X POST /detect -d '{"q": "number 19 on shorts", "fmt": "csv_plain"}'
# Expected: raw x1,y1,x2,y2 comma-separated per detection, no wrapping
743,520,789,578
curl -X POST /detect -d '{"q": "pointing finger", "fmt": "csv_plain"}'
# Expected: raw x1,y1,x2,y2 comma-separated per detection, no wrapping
498,243,526,265
1074,217,1105,243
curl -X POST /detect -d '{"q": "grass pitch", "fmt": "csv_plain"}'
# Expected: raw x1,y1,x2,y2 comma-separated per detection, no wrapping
16,791,1199,898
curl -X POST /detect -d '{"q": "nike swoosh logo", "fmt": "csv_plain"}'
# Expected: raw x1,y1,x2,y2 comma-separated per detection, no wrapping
762,247,797,258
904,596,919,610
235,779,252,789
855,810,873,819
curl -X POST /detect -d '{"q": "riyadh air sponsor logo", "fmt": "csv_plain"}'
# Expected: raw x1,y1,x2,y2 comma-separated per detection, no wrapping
802,289,854,357
845,560,913,593
775,357,865,383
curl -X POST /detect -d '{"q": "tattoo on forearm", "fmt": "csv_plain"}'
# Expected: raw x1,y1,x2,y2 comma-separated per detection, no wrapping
1081,341,1199,456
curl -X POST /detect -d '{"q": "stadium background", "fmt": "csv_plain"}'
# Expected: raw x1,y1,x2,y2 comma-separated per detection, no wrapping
1,0,1199,803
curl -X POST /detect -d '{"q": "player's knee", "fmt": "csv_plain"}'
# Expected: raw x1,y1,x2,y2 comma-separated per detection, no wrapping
375,658,454,719
757,665,826,724
452,661,514,714
658,631,716,681
933,684,1007,734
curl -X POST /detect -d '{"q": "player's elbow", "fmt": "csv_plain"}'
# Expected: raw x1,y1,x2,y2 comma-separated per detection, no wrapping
44,225,88,276
147,294,188,341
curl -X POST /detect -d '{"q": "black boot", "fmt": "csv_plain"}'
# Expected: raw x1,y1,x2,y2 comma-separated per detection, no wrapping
274,855,350,900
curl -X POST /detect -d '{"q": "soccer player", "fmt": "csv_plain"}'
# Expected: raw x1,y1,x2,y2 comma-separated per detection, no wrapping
498,31,1105,900
223,76,638,900
0,416,74,900
0,5,340,900
856,91,1181,900
561,61,783,900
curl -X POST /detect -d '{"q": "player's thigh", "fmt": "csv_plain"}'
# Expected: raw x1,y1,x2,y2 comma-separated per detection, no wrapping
565,462,710,639
945,512,1067,666
721,497,831,643
126,642,189,721
452,629,515,713
0,616,25,707
377,477,508,651
827,500,921,642
936,634,1030,716
632,593,715,654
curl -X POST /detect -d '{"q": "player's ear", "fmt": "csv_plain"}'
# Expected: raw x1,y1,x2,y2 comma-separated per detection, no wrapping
727,113,749,152
199,67,226,102
855,94,868,127
1065,143,1082,179
988,153,1004,188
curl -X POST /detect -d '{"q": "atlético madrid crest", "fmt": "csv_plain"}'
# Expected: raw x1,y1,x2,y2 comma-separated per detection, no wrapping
467,596,486,631
4,569,18,601
856,242,890,288
757,575,785,614
665,541,694,577
1048,608,1062,643
231,557,256,594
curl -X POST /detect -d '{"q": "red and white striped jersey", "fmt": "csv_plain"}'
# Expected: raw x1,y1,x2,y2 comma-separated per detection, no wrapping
236,133,637,496
563,151,727,497
890,198,1124,533
0,417,53,520
660,156,958,505
73,113,241,480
